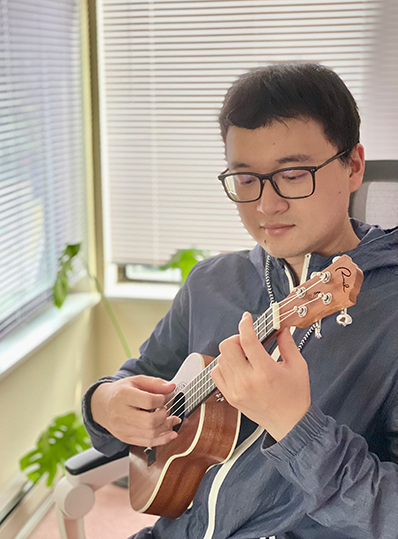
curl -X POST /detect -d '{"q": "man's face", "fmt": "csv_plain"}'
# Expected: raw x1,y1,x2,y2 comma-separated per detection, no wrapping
225,119,364,273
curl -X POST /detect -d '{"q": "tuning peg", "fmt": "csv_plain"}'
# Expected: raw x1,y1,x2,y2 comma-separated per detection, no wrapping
336,308,353,327
310,271,331,283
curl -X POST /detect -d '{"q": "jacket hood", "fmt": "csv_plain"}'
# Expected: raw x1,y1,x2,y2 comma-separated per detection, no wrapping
249,219,398,295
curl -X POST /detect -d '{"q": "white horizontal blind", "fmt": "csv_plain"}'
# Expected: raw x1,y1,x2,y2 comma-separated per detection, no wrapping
98,0,397,266
0,0,86,338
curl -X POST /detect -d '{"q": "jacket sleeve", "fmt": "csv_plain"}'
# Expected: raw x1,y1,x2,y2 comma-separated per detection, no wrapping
82,283,191,456
262,396,398,539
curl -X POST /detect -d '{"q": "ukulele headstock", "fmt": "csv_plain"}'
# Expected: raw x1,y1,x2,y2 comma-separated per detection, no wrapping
278,255,363,330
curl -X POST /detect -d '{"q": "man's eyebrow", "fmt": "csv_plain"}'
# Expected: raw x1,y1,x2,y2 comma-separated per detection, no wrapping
275,153,312,165
231,154,312,171
230,162,251,170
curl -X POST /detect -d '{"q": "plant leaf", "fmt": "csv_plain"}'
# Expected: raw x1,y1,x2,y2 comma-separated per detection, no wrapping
160,248,209,282
53,243,81,308
53,273,66,308
19,412,91,487
60,271,69,294
65,243,81,258
62,260,73,273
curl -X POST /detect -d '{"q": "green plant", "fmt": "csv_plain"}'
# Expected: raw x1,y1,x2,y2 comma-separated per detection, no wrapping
19,412,91,487
160,248,209,282
53,243,81,308
53,242,132,358
19,245,208,488
19,243,132,488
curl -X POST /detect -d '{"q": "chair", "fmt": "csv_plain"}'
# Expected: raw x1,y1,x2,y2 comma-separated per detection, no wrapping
54,447,129,539
348,160,398,228
54,160,398,539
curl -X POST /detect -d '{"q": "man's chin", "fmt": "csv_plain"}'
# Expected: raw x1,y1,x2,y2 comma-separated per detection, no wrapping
259,238,303,261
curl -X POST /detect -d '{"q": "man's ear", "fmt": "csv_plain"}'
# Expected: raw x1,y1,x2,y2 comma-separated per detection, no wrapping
348,143,365,194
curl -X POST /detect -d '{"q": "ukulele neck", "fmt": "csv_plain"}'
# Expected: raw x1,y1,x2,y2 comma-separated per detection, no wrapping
183,303,279,416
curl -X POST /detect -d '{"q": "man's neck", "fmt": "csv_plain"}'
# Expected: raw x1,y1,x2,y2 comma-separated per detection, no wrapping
285,230,361,285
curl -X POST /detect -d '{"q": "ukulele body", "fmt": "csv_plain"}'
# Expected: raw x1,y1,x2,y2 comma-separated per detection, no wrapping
129,353,240,519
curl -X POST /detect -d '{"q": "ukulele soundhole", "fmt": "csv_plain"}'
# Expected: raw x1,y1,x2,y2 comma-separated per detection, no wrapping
170,391,185,432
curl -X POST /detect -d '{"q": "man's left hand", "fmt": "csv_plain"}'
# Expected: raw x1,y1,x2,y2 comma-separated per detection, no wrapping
211,312,311,442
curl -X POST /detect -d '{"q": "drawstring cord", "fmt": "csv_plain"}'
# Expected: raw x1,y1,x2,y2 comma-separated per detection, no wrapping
264,254,316,351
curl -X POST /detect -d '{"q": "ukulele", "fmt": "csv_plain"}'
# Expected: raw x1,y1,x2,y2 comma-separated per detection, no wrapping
129,254,363,518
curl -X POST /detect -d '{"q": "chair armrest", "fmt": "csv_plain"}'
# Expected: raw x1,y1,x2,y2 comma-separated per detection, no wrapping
54,447,130,539
65,447,129,482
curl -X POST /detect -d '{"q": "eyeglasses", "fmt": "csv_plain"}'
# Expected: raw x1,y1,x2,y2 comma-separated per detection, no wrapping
218,149,350,203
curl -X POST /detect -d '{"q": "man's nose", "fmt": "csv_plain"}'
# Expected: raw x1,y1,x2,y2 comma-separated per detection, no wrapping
256,179,289,214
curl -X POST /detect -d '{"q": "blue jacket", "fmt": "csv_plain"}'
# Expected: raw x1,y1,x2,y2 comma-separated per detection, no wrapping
83,220,398,539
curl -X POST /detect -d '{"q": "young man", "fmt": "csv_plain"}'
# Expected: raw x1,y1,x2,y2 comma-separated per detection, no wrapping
83,64,398,538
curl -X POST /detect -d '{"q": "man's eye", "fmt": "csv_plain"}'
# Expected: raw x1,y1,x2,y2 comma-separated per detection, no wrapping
283,170,307,181
238,175,256,185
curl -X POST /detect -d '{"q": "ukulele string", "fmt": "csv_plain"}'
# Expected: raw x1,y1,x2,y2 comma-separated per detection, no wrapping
250,276,325,340
252,277,324,337
163,290,325,418
171,274,327,413
164,302,278,415
165,279,321,415
276,278,325,310
277,294,324,325
163,357,218,415
164,299,324,418
164,305,274,416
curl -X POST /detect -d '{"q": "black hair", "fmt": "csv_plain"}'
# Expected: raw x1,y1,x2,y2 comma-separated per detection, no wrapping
219,64,360,162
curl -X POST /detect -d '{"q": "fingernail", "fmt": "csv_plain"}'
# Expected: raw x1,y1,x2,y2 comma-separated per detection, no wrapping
242,311,250,320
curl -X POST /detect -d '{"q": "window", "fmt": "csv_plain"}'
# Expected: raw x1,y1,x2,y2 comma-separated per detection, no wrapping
0,0,87,338
97,0,398,282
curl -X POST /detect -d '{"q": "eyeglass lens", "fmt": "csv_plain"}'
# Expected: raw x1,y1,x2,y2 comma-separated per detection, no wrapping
224,169,313,201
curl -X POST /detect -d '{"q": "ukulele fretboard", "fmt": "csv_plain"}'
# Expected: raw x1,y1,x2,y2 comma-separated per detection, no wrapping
181,304,278,416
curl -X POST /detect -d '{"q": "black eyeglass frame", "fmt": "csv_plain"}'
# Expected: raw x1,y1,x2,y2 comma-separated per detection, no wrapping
218,149,351,203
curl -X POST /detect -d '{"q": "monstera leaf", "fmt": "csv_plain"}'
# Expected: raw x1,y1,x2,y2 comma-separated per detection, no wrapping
19,412,91,487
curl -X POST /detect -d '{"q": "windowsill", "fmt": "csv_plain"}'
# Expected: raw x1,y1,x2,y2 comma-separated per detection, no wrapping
0,293,100,382
105,281,180,301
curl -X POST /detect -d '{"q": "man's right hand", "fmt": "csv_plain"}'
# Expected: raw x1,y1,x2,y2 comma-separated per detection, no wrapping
90,376,181,447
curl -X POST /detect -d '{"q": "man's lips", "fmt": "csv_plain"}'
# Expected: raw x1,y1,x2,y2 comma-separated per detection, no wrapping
261,224,295,236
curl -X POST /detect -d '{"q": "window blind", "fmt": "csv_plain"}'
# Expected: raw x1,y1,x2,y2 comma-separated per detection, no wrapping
98,0,398,267
0,0,87,338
